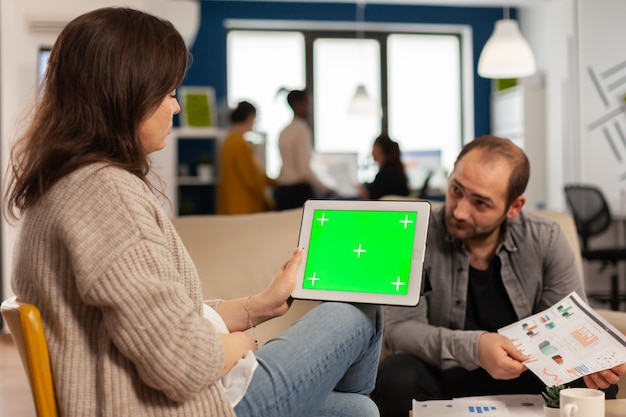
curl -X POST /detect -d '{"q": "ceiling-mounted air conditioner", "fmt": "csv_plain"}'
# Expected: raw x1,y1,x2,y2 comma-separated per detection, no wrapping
28,19,68,33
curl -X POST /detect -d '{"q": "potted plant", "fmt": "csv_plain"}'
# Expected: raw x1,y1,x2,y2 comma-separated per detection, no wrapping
542,384,565,417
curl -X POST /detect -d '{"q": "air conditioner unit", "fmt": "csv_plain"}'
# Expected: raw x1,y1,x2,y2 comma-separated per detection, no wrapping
28,19,67,33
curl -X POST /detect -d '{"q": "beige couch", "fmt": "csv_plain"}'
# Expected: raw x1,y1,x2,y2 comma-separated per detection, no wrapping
172,208,319,346
171,205,626,398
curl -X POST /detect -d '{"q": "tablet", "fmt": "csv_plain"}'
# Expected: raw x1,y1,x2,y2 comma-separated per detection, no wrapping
292,199,431,306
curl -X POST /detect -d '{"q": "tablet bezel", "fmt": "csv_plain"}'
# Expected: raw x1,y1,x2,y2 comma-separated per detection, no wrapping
292,199,430,306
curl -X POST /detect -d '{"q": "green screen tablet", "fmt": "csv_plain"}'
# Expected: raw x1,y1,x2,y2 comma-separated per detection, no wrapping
292,199,430,306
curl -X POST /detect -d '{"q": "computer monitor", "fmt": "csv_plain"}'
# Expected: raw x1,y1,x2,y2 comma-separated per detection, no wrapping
311,152,360,198
401,150,442,192
38,47,51,86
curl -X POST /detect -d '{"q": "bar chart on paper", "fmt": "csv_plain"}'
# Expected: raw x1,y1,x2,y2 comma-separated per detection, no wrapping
571,326,599,347
468,405,499,414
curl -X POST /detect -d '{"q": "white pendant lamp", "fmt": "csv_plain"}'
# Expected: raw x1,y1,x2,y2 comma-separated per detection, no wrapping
348,84,381,116
347,1,381,116
477,7,536,79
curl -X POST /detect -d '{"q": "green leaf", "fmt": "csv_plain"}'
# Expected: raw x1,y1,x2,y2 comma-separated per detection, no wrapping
541,384,565,408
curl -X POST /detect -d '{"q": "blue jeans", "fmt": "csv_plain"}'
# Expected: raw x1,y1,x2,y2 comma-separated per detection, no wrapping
234,302,383,417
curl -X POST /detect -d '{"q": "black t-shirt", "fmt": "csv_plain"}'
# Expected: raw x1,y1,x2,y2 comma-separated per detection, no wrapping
464,257,518,332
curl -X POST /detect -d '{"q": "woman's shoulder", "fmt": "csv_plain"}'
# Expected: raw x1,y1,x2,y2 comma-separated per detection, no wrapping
223,132,248,150
32,163,167,243
72,163,143,189
48,163,154,213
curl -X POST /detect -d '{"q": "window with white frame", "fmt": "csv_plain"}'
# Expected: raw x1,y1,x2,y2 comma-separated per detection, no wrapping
226,23,471,189
227,30,305,178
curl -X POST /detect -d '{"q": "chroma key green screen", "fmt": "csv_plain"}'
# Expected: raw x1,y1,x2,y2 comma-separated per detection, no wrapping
302,209,417,295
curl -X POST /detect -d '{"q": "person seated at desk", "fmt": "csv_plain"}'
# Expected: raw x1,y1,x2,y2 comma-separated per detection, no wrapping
359,133,409,200
371,135,626,417
218,100,276,215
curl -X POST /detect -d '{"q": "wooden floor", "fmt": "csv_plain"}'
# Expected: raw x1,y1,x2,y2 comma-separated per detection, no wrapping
0,332,36,417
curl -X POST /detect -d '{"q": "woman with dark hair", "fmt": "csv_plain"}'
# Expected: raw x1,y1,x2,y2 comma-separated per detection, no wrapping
218,100,276,214
359,133,410,200
274,88,333,210
4,8,382,417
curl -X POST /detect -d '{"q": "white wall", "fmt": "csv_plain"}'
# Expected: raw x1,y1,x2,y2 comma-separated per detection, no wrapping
520,0,626,214
576,0,626,215
521,0,626,299
519,0,575,212
0,0,199,305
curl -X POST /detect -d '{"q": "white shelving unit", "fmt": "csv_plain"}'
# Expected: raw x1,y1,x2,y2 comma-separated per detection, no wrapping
150,127,225,216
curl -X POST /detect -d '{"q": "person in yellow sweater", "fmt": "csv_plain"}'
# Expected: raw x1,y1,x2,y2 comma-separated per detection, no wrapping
218,101,276,214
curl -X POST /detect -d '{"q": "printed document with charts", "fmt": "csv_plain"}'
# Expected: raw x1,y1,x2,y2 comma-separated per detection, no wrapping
412,394,545,417
497,291,626,386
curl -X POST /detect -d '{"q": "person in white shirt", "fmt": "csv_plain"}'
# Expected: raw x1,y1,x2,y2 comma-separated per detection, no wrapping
274,89,332,210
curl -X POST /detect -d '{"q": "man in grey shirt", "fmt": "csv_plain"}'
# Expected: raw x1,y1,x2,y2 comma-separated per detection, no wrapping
371,136,625,417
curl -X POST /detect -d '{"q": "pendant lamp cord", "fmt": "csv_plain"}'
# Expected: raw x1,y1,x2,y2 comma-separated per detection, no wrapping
356,1,365,40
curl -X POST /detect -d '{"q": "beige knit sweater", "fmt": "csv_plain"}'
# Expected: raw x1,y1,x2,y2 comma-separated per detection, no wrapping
12,164,235,417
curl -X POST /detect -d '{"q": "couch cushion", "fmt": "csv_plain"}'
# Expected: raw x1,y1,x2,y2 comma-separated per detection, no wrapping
527,208,584,281
171,209,319,345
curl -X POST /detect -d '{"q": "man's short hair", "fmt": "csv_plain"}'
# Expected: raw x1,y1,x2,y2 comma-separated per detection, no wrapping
454,135,530,207
286,89,308,110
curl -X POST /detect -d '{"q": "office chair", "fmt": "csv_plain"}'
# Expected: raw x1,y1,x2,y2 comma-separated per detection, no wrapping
1,296,59,417
564,184,626,310
417,170,434,199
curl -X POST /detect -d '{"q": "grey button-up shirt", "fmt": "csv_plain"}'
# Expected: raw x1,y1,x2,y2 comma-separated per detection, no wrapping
384,205,585,371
